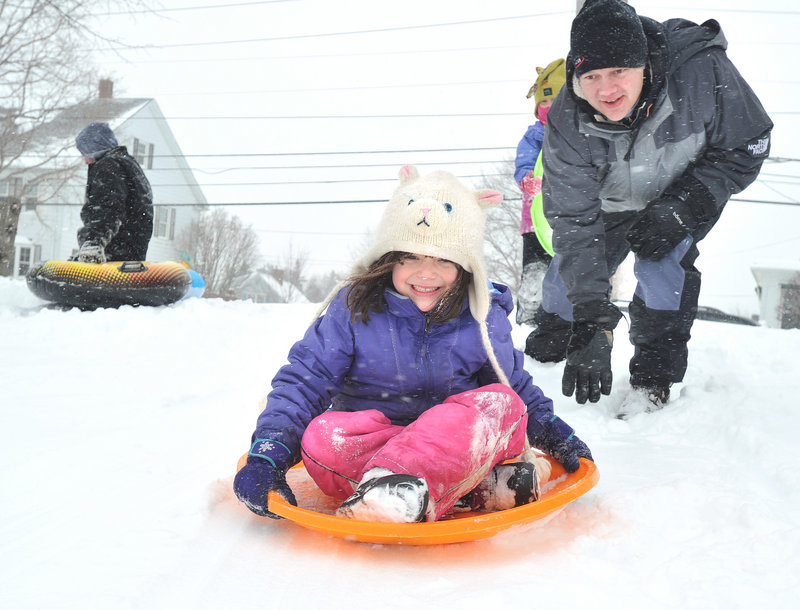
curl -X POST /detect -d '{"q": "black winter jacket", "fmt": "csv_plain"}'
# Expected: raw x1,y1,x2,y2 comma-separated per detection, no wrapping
542,17,773,306
78,146,154,260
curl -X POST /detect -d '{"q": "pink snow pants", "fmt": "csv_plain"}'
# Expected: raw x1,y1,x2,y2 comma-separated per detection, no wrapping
300,383,528,521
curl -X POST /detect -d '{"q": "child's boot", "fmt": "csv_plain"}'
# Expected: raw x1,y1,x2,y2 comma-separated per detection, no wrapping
336,470,429,523
454,461,540,512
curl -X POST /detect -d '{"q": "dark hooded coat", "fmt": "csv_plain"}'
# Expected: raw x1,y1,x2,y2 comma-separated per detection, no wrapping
542,17,773,305
78,146,154,261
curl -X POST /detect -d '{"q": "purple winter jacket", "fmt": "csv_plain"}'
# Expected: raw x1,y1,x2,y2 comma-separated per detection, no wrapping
253,282,569,468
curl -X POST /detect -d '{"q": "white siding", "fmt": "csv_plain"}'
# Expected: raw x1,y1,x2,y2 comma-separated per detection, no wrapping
13,99,207,267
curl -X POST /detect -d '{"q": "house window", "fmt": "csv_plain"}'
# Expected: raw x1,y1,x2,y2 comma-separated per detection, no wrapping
0,177,23,198
153,206,176,240
15,245,34,277
779,282,800,330
132,138,154,169
23,184,38,211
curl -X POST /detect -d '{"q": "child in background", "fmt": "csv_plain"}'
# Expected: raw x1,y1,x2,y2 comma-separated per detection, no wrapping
233,166,592,523
513,59,566,326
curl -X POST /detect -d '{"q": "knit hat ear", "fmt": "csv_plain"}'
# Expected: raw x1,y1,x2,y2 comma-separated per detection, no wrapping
569,0,647,77
526,58,566,113
399,164,420,184
476,189,503,208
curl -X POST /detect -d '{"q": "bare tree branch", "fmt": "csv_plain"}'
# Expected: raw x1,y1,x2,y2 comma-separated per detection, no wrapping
0,0,154,275
177,208,261,298
475,160,524,293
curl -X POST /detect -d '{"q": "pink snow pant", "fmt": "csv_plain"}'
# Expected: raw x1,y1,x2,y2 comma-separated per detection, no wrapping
300,383,528,521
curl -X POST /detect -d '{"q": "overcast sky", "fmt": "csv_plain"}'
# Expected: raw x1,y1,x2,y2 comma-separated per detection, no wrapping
91,0,800,278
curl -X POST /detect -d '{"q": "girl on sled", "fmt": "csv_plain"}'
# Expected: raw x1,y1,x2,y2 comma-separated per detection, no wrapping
234,166,593,523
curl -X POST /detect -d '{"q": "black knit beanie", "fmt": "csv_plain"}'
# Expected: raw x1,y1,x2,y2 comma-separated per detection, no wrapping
570,0,648,77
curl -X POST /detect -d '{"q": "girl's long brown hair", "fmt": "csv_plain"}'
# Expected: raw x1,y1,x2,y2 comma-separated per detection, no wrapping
345,251,471,325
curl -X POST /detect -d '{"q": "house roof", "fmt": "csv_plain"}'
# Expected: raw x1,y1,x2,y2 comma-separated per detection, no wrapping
41,98,150,143
751,259,800,273
234,269,310,304
22,98,152,160
6,92,209,207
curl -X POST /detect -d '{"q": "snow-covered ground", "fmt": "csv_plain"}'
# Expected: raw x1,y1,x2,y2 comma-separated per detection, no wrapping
2,276,798,609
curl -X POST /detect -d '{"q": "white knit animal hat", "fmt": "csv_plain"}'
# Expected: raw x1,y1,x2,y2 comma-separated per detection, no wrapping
347,165,510,385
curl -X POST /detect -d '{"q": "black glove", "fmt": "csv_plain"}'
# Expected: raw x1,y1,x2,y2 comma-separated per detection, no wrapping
74,241,107,263
233,438,297,518
562,300,622,405
625,197,697,261
529,415,594,473
563,325,614,404
626,177,717,261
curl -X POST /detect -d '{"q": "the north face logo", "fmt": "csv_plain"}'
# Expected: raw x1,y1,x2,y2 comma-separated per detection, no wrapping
747,137,769,156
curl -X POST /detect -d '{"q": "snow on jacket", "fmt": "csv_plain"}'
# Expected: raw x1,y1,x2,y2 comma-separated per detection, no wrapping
78,146,154,260
542,17,772,305
254,282,563,467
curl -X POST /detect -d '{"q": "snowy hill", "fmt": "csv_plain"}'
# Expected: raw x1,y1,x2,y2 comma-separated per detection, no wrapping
1,276,798,610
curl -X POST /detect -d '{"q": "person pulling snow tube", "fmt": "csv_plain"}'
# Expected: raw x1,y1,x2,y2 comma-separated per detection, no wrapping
26,260,192,309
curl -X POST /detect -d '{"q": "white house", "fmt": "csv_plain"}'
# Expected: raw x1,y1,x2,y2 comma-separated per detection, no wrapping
6,80,207,277
751,260,800,329
232,268,309,304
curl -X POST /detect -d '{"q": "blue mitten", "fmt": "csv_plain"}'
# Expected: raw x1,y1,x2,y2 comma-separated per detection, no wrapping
529,415,593,473
233,439,297,519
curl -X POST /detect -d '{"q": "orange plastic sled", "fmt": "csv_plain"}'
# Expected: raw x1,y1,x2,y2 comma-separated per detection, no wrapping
237,454,599,545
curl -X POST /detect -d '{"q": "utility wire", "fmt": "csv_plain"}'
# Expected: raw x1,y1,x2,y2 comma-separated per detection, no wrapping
96,44,545,65
29,197,800,208
17,146,516,159
52,174,800,189
55,110,800,120
19,151,800,163
99,2,800,18
107,11,571,50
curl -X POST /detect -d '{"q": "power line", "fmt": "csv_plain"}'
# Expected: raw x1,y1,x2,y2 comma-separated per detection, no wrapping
111,11,570,50
55,174,518,189
100,7,800,53
730,197,800,206
150,78,528,95
253,227,367,236
100,2,800,19
113,112,531,120
186,160,511,174
31,108,800,121
97,44,543,66
51,174,800,189
29,196,800,208
108,0,296,15
18,145,516,160
19,150,800,163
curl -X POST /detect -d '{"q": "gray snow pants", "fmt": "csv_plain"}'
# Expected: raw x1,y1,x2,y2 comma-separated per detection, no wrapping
537,211,704,387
